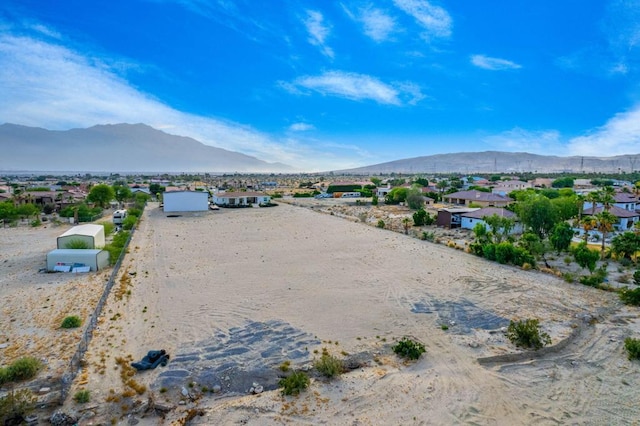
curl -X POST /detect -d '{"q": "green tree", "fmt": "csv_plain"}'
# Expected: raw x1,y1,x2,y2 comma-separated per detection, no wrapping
484,214,514,244
113,183,132,205
371,195,379,206
573,242,600,273
518,232,546,258
549,222,574,253
385,187,408,205
595,211,617,258
516,195,559,239
412,209,428,226
551,177,574,188
16,203,40,220
370,177,382,187
414,177,429,186
551,196,579,221
87,184,115,208
611,232,640,262
405,187,425,209
402,217,411,234
0,201,18,225
436,180,448,200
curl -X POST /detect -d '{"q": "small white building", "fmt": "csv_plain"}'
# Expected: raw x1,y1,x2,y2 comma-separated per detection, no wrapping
163,190,208,212
57,224,106,249
47,249,110,272
212,191,271,207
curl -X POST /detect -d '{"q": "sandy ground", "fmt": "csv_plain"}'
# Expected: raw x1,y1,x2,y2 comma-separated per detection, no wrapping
2,202,640,425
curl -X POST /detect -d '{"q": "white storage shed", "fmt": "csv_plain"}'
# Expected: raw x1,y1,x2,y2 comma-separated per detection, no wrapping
47,249,110,272
163,190,208,212
57,224,106,249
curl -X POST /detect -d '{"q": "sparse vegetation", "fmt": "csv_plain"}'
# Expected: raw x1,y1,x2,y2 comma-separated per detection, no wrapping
620,287,640,306
279,371,310,396
392,337,426,360
0,389,36,425
61,315,82,329
314,352,344,378
624,337,640,360
74,389,91,403
377,219,385,229
506,319,551,350
0,357,42,385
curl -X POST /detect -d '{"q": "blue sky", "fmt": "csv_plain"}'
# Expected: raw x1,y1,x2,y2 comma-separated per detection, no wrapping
1,1,639,171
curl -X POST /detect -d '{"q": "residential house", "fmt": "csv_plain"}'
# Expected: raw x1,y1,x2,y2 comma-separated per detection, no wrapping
436,207,479,229
443,190,513,208
212,191,271,207
460,207,522,234
582,204,640,232
491,180,531,196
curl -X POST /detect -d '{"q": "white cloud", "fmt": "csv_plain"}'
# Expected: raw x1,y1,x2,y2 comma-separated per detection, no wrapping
392,0,452,40
471,54,522,71
482,128,563,154
0,33,362,172
288,71,406,105
303,10,334,59
343,4,397,42
568,105,640,156
289,122,315,131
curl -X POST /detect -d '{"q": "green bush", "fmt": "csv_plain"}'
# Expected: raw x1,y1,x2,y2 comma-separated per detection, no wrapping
0,389,36,425
61,315,82,329
620,287,640,306
314,354,343,378
73,389,91,403
392,337,426,360
122,215,137,230
127,207,143,218
624,337,640,360
30,219,41,227
279,371,310,396
0,357,42,385
634,270,640,286
377,220,385,229
65,239,90,249
506,319,551,350
103,222,115,236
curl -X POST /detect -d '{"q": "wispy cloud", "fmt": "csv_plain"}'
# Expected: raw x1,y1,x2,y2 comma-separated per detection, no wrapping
289,122,315,131
343,4,397,42
482,128,563,154
286,70,424,106
392,0,452,40
471,54,522,71
303,10,334,59
568,105,640,156
0,31,360,171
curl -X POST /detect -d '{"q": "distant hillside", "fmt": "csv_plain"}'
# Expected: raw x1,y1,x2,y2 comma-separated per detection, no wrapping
335,151,640,175
0,123,292,173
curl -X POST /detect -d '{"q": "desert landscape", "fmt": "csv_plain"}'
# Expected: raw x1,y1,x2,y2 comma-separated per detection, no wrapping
2,201,640,425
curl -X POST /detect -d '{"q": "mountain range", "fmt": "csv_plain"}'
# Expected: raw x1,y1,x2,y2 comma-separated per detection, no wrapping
0,123,292,173
337,151,640,175
1,122,639,175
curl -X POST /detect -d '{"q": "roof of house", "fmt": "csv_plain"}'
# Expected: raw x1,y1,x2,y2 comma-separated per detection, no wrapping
445,190,513,202
214,191,268,198
614,192,638,203
583,205,640,218
460,207,516,220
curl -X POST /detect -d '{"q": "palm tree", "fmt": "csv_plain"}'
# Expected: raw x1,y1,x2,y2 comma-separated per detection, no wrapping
595,211,617,258
436,180,448,202
600,186,616,212
581,216,597,243
402,217,411,235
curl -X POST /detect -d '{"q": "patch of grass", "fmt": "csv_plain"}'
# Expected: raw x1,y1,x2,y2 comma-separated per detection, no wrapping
279,371,310,396
506,319,551,350
624,337,640,360
392,337,426,360
314,353,344,378
620,287,640,306
61,315,82,329
278,360,291,372
0,357,42,385
73,389,91,404
440,324,449,331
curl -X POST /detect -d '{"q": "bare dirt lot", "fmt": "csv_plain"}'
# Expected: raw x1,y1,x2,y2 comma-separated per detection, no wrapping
2,202,640,425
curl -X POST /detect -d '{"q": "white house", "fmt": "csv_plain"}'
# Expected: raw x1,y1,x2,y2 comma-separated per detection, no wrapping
57,224,106,249
163,190,208,212
460,207,522,234
212,191,270,207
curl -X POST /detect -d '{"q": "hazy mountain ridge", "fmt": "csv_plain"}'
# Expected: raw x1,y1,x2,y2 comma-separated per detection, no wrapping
0,123,292,173
336,151,640,174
